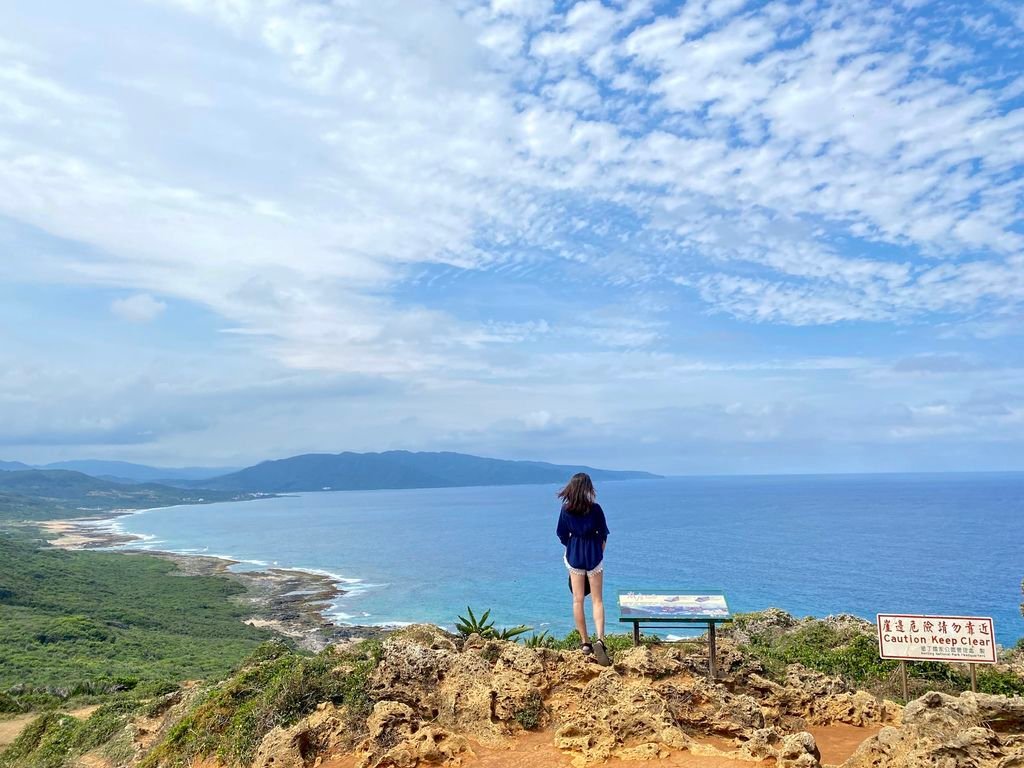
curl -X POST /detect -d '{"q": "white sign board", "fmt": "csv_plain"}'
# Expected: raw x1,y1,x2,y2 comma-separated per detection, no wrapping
876,614,996,664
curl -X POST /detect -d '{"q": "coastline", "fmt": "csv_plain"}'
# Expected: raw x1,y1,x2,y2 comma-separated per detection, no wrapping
36,513,384,651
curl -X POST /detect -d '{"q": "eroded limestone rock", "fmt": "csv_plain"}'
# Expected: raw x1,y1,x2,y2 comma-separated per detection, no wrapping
842,691,1024,768
252,703,351,768
553,669,693,766
355,701,472,768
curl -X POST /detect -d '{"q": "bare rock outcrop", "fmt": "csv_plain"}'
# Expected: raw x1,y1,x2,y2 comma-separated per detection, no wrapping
368,625,568,744
739,667,900,730
738,728,823,767
358,623,913,766
354,701,472,768
553,669,695,765
842,691,1024,767
252,703,351,768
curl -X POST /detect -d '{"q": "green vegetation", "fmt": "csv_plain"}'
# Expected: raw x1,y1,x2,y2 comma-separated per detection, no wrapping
513,691,544,731
0,469,238,522
0,532,273,707
524,630,553,648
142,640,382,768
555,629,639,658
201,450,659,493
454,607,531,641
733,614,1024,700
0,701,142,768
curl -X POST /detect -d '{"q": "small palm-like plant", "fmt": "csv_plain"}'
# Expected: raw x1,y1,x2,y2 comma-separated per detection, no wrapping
455,607,531,642
456,606,495,637
524,630,553,648
496,624,532,641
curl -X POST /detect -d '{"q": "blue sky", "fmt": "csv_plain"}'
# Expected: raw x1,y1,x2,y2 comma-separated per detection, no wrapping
0,0,1022,474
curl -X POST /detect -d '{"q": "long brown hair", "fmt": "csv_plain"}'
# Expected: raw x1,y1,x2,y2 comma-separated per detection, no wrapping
558,472,595,515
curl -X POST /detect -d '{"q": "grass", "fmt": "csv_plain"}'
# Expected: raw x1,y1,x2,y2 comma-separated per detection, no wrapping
0,701,142,768
735,616,1024,700
550,629,643,658
0,531,274,707
142,640,382,768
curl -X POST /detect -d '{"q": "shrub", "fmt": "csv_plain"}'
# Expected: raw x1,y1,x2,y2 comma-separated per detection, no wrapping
0,692,26,714
546,630,640,661
143,639,383,768
33,616,112,645
977,667,1024,696
0,702,141,768
513,691,545,731
737,618,1024,698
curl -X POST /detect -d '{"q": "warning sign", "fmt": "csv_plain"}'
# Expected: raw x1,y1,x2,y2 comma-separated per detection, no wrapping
876,614,996,664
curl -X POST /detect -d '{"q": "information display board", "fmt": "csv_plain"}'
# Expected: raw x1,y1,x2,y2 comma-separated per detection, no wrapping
619,592,731,621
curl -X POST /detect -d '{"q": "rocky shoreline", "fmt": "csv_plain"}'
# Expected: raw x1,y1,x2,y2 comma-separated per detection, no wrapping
37,515,383,651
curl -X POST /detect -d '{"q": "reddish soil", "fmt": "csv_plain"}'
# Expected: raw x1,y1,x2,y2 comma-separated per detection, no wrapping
321,723,880,767
809,723,882,766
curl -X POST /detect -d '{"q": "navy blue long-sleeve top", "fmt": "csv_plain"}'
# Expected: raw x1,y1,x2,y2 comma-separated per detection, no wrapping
557,502,609,571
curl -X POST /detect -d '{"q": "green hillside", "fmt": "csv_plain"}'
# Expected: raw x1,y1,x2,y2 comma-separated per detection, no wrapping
0,533,272,707
198,450,660,493
0,470,239,522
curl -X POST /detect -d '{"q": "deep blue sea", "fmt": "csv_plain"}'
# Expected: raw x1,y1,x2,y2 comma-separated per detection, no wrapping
104,474,1024,646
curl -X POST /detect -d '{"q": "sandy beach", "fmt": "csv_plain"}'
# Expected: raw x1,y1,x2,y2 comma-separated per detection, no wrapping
36,515,382,651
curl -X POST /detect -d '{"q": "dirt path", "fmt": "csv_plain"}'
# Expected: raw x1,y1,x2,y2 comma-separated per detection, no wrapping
0,704,104,751
466,733,762,767
0,715,36,750
323,723,881,768
810,723,881,766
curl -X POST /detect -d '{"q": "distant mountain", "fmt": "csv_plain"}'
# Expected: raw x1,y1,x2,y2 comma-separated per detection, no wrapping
196,450,660,493
41,460,240,484
0,460,32,471
0,469,243,521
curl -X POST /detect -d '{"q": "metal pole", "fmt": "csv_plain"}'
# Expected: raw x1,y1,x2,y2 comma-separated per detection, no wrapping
970,663,977,693
632,622,640,645
708,622,717,681
900,660,909,702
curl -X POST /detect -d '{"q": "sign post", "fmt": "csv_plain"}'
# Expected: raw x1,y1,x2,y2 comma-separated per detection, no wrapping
877,614,996,700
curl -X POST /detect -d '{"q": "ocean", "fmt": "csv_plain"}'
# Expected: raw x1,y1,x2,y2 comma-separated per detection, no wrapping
106,474,1024,646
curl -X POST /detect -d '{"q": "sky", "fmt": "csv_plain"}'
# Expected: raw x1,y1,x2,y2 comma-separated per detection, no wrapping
0,0,1022,475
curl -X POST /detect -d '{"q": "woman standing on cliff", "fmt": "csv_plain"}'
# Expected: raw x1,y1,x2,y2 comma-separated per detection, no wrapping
556,472,611,666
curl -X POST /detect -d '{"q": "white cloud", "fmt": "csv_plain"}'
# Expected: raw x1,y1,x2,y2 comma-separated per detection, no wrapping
110,293,167,323
1,0,1023,467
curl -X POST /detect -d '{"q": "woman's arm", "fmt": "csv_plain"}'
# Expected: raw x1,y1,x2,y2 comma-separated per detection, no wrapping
596,504,610,541
556,510,570,546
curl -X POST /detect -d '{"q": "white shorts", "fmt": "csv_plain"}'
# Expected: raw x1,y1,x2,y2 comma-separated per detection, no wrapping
564,554,604,577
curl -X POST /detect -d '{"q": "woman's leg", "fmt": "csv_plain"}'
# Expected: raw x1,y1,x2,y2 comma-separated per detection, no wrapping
589,570,605,640
569,571,590,643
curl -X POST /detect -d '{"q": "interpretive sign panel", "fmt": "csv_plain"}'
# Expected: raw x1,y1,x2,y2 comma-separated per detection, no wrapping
619,592,730,621
876,614,996,663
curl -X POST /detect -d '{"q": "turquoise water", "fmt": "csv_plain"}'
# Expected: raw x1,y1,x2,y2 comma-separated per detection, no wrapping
107,474,1024,645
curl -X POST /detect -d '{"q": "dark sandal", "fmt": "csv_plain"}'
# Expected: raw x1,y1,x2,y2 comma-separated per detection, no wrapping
593,639,611,667
581,643,594,657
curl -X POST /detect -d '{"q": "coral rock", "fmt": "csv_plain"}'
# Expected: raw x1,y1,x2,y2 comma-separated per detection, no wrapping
842,691,1024,768
253,704,350,768
736,728,820,767
355,701,471,768
554,669,692,765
